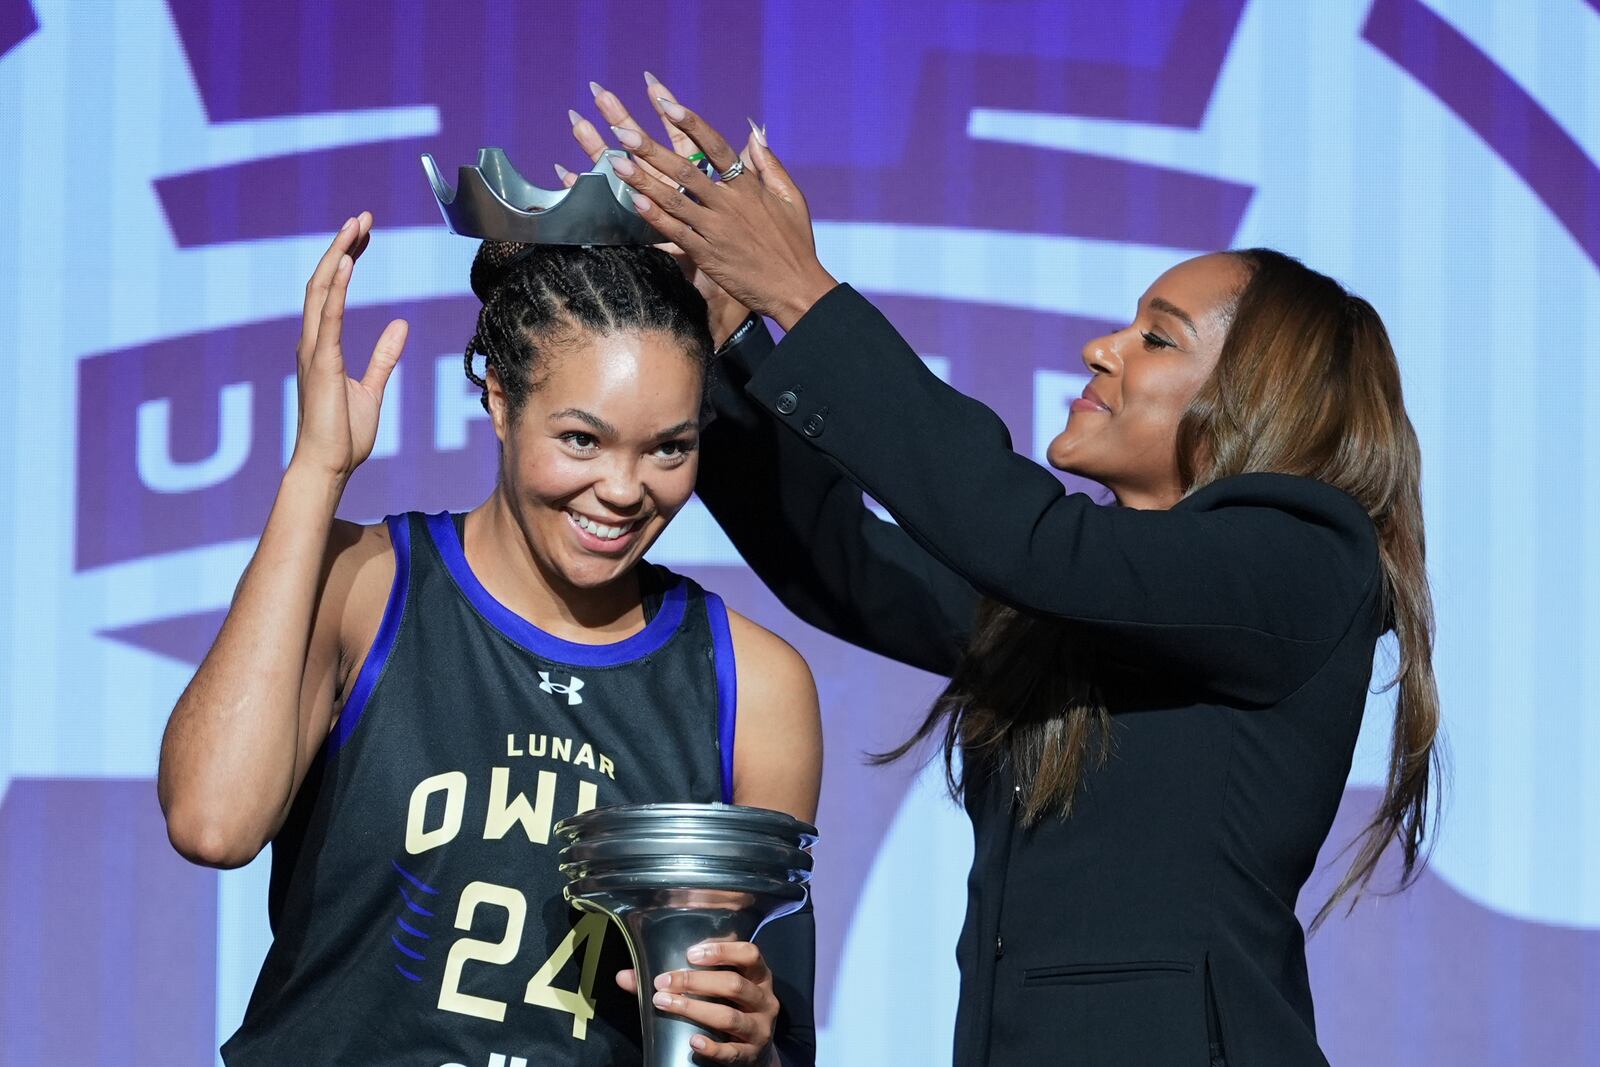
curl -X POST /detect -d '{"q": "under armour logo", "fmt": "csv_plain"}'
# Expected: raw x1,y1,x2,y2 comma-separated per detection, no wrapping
537,671,585,706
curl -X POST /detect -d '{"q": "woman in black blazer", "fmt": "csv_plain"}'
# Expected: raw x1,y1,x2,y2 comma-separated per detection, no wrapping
571,85,1441,1067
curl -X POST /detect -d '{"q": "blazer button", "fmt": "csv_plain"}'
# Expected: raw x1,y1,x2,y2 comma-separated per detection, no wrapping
775,391,799,415
802,413,825,438
994,935,1005,960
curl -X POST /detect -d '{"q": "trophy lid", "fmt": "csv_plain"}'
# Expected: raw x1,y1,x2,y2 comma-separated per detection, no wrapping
421,146,666,246
555,802,818,848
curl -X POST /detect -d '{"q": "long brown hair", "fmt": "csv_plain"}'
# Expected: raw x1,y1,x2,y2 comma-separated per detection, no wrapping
881,249,1442,925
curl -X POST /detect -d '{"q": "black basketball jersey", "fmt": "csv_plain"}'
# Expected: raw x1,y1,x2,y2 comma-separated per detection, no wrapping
222,511,737,1067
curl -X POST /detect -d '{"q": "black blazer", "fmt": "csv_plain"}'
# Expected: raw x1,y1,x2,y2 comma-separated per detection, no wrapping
697,286,1385,1067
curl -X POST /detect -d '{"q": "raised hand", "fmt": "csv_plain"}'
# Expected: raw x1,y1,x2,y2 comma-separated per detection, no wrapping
616,940,782,1066
576,89,837,331
291,212,409,482
565,76,758,345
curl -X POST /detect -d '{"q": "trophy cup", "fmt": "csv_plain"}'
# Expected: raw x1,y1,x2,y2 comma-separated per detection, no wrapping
422,146,666,245
554,803,817,1066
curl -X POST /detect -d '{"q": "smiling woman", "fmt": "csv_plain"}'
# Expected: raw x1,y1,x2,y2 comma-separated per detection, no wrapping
154,218,822,1067
562,86,1442,1067
1044,253,1247,508
459,242,712,623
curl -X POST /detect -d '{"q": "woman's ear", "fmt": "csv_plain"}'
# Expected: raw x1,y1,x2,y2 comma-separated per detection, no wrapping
486,366,510,443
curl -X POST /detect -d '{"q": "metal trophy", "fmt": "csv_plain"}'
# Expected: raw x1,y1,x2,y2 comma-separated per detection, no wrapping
421,146,666,245
554,803,817,1066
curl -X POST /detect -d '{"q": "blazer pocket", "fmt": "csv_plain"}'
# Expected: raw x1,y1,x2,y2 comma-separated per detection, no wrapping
1022,959,1196,986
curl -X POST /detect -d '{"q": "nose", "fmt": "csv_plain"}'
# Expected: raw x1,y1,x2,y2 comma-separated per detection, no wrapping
592,455,647,513
1080,330,1123,377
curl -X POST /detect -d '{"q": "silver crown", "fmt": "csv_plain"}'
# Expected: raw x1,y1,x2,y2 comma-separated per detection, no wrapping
421,147,665,246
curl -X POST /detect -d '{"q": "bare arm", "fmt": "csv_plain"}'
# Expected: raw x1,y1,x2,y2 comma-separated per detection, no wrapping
156,213,407,868
726,611,822,823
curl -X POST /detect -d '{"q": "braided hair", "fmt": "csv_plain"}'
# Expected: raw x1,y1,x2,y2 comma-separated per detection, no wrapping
464,241,713,415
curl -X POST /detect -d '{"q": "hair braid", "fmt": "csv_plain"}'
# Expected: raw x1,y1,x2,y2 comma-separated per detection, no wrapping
460,242,710,416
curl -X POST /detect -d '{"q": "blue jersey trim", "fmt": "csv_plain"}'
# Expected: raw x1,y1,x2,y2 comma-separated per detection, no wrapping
424,511,689,668
706,592,737,805
326,515,412,757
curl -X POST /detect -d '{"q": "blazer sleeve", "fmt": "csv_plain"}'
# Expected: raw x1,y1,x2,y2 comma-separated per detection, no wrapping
697,317,979,677
738,286,1384,708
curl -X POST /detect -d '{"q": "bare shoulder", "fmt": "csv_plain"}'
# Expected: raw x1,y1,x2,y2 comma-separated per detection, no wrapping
724,607,822,821
726,609,815,693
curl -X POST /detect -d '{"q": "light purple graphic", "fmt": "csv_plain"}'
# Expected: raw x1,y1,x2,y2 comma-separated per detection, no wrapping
0,778,217,1063
152,0,1251,252
1305,791,1600,1065
1363,0,1600,272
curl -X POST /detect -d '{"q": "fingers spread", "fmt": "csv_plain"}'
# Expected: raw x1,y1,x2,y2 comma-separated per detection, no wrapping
644,72,699,159
349,210,374,262
627,190,708,255
360,318,407,398
610,144,714,225
568,108,610,163
312,254,353,373
653,100,741,178
747,133,802,208
610,122,715,199
587,82,681,187
590,80,646,137
300,216,359,356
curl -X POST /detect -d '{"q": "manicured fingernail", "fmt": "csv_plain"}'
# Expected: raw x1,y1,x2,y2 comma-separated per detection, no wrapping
568,108,585,128
657,96,686,122
339,217,354,233
654,972,672,990
589,80,605,99
611,154,637,177
631,193,653,213
747,117,767,147
644,70,661,86
611,125,643,149
691,1036,709,1051
553,163,572,182
687,945,711,963
652,991,673,1009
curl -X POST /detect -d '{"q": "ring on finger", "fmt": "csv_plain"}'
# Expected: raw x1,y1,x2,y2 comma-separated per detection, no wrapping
688,151,714,179
717,159,747,182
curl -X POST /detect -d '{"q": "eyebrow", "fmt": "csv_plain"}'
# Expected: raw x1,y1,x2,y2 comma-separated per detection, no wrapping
549,408,617,436
652,420,699,439
549,409,698,440
1148,297,1200,339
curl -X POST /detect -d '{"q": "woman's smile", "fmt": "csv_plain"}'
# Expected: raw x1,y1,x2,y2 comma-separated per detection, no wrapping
563,507,649,554
1069,381,1113,415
